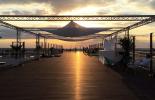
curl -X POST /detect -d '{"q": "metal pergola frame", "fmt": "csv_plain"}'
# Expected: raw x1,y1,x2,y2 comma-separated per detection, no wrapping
0,15,155,39
1,15,155,74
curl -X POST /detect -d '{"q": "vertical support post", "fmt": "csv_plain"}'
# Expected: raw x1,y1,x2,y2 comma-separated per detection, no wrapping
102,39,104,50
36,34,40,58
44,37,46,55
16,28,21,58
36,34,38,49
132,36,135,64
41,42,43,55
16,28,19,46
17,28,21,45
48,43,50,56
114,35,117,56
127,28,130,39
22,42,25,58
149,33,153,76
125,31,127,37
38,34,40,46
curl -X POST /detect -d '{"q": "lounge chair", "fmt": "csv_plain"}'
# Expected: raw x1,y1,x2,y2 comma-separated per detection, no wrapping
127,57,150,74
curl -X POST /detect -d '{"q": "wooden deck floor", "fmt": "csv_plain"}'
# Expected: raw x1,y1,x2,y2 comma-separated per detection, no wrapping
0,52,139,100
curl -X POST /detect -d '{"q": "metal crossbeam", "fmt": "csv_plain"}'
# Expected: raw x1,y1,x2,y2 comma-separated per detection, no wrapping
109,16,155,36
0,15,154,21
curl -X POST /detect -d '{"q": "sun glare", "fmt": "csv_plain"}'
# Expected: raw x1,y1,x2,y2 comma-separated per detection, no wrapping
61,6,101,15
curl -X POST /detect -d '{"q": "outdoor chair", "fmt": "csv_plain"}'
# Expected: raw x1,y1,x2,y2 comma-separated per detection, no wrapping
127,57,150,75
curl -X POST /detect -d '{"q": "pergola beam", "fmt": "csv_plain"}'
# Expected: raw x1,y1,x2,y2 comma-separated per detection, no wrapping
0,15,155,40
109,16,155,37
0,15,154,21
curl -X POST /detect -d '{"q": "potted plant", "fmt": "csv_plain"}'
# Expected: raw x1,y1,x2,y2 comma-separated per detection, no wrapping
119,36,133,67
10,44,22,51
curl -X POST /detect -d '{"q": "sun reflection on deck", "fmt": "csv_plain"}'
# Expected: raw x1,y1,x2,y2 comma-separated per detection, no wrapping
75,51,82,100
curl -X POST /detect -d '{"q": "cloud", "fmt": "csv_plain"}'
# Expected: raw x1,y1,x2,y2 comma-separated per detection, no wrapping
127,0,155,10
150,0,155,9
1,9,49,15
0,0,116,15
0,0,33,4
0,2,55,15
50,0,116,14
0,0,154,15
